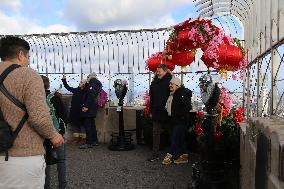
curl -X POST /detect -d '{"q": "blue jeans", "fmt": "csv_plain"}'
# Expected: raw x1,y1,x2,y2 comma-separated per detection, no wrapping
83,118,97,145
45,144,66,189
169,124,188,158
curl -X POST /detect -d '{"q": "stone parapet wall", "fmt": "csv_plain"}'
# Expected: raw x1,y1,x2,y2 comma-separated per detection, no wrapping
240,117,284,189
61,95,142,144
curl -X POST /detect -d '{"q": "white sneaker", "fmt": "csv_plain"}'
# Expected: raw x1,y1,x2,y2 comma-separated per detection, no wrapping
162,153,173,165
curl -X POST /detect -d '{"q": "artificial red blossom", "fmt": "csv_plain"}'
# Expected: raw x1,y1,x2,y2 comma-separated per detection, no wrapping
195,127,203,136
166,19,221,54
194,111,204,136
214,131,224,139
145,52,175,72
219,88,233,118
195,121,202,128
234,106,245,124
143,91,151,118
232,74,237,80
196,111,205,118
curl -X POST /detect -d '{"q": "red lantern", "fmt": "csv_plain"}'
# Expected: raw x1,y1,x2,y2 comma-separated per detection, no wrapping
164,60,175,71
172,50,194,67
177,29,196,51
202,43,243,71
146,52,175,72
146,55,161,72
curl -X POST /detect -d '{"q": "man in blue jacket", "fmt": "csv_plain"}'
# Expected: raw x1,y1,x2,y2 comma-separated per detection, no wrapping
79,73,102,149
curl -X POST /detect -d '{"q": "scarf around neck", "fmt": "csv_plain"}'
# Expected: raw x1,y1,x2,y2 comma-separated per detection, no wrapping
165,88,179,116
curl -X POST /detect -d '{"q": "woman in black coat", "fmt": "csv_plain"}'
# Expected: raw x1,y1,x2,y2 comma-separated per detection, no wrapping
162,77,192,165
62,76,86,143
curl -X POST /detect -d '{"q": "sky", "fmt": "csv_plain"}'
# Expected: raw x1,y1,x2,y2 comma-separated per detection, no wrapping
0,0,199,35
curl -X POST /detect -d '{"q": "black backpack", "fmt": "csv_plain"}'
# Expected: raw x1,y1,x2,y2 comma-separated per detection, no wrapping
0,64,28,161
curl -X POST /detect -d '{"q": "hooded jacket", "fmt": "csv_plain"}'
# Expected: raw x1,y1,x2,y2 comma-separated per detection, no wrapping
45,90,67,135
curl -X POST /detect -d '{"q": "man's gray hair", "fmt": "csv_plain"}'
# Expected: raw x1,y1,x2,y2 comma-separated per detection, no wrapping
87,73,97,83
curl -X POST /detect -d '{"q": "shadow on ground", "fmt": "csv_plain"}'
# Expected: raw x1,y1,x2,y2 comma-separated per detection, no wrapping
49,144,199,189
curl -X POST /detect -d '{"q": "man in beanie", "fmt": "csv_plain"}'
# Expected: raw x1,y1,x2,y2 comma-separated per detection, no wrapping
87,72,97,83
162,77,192,165
79,73,102,149
148,64,172,162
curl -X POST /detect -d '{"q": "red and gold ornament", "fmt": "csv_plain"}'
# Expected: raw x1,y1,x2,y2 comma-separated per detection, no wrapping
146,52,175,72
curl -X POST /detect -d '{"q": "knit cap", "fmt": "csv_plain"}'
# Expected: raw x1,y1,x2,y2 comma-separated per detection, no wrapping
170,77,181,87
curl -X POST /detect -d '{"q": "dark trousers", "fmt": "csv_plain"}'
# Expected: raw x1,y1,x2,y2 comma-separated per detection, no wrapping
70,118,85,134
152,121,170,157
169,124,188,158
83,117,97,144
45,144,66,189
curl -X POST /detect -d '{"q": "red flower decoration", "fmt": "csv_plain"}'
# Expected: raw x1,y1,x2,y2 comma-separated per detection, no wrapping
234,106,245,124
214,131,224,139
143,91,151,118
195,121,202,128
146,52,175,72
196,111,205,118
166,19,222,54
195,127,203,136
174,18,192,31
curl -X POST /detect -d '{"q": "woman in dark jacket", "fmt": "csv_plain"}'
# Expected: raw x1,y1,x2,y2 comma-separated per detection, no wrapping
62,76,86,144
148,64,172,162
79,73,102,149
163,77,192,165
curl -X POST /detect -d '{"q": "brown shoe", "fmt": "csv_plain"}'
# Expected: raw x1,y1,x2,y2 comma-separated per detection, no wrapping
77,138,86,145
174,154,189,164
71,137,80,145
